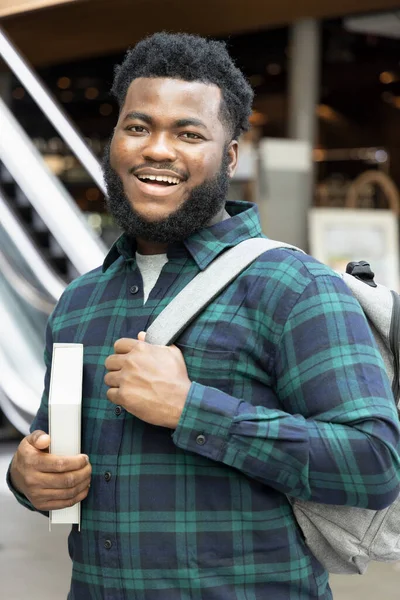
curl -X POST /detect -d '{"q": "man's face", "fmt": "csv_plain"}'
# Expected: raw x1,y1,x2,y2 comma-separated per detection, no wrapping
103,77,238,243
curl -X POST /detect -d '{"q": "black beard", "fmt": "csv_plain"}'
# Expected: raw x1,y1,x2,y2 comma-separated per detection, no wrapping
102,143,231,244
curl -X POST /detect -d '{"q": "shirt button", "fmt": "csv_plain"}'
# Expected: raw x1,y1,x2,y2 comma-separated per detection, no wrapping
196,434,206,446
104,539,112,550
129,285,139,295
115,405,122,416
104,471,112,482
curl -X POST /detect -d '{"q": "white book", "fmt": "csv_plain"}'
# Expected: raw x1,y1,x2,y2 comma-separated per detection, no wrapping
48,343,83,530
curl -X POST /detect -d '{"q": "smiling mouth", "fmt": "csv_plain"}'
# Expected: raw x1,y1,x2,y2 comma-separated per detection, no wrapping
135,174,182,187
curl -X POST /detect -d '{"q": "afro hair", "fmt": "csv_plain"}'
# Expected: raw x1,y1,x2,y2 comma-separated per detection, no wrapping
111,32,254,140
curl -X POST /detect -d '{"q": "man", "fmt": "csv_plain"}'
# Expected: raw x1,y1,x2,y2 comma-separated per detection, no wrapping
8,33,400,600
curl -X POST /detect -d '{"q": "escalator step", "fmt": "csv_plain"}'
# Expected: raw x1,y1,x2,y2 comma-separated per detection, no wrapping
32,229,50,249
1,182,72,282
1,182,16,198
48,255,69,276
16,204,33,224
0,163,14,183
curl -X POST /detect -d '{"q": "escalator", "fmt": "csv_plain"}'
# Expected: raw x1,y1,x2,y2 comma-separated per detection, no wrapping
0,27,108,434
1,164,75,281
0,189,57,433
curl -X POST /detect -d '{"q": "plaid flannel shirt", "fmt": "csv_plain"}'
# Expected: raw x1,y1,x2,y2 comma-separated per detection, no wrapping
9,201,400,600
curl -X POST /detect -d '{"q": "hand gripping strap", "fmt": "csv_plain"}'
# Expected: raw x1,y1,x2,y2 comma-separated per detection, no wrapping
146,238,302,346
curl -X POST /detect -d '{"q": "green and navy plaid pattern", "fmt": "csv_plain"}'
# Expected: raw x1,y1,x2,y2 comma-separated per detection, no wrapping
9,201,400,600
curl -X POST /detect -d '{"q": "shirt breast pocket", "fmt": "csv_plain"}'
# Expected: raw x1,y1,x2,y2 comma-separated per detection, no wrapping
176,344,235,395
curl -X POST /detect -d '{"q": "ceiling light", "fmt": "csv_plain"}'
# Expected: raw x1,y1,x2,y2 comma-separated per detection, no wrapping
43,155,66,175
85,87,99,100
313,148,326,162
316,104,339,121
380,71,397,84
249,110,268,126
85,188,101,202
375,150,388,163
57,77,71,90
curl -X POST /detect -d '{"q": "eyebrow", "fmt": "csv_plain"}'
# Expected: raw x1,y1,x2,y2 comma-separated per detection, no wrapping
123,112,208,130
123,111,152,124
174,118,207,130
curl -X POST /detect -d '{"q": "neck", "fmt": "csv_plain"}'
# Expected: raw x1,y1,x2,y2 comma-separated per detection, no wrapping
136,239,168,255
136,206,230,255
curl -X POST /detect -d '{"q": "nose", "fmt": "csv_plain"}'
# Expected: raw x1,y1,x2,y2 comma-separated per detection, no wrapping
142,133,177,163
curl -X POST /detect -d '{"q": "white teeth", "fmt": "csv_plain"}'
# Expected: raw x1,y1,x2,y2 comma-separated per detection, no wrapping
137,174,181,185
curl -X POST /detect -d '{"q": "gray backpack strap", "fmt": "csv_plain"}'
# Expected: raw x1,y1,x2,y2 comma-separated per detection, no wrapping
146,238,302,346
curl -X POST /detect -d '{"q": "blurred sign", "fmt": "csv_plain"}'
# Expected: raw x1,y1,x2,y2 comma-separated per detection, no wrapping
309,208,400,290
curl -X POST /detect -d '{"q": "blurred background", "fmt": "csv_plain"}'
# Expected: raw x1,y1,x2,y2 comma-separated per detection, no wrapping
0,0,400,598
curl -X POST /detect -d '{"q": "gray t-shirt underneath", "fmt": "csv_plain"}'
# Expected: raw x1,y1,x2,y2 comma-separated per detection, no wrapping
135,252,168,303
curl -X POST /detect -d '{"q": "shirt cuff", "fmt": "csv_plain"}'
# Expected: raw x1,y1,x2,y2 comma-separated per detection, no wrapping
172,381,241,461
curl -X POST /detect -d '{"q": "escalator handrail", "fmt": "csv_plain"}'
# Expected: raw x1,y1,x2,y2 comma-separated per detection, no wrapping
0,188,65,302
0,249,55,314
0,97,107,275
0,386,31,436
0,25,106,195
0,291,44,416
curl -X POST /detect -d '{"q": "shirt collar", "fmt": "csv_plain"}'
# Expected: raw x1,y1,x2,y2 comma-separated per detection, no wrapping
102,201,263,272
102,232,137,272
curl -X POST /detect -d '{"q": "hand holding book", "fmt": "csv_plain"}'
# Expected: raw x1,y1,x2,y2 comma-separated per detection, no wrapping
9,430,91,512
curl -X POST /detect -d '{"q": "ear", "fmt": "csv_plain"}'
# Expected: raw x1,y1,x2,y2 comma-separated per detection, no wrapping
227,140,239,178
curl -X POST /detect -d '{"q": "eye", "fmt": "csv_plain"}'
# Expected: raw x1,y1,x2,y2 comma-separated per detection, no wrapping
180,132,203,140
125,125,147,134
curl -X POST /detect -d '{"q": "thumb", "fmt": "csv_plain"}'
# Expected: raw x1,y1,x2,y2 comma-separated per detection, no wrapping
27,430,51,451
137,331,147,342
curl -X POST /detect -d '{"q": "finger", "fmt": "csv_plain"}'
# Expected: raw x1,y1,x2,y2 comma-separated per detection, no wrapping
54,477,92,500
30,476,91,505
114,338,138,354
27,430,51,451
106,387,119,405
34,486,90,512
38,453,90,474
104,354,123,371
104,371,120,388
34,464,92,490
38,476,91,501
137,331,146,342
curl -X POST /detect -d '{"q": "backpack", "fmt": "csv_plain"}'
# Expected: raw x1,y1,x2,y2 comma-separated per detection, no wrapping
146,237,400,575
